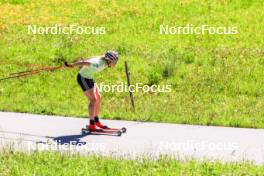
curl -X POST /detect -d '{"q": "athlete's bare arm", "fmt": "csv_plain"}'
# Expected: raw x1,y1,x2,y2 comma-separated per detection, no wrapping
72,60,91,67
65,59,91,67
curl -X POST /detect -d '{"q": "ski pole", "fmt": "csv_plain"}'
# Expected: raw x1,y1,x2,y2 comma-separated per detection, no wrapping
0,70,42,81
0,65,66,81
9,65,65,76
125,61,135,111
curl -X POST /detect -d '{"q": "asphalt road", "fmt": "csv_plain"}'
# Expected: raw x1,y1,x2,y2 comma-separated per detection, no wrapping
1,112,264,164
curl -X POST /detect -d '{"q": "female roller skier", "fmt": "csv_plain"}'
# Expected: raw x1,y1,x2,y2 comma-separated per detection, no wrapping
65,51,118,131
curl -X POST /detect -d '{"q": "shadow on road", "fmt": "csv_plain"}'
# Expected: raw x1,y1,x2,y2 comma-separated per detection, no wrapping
52,132,119,145
0,130,117,146
53,134,87,145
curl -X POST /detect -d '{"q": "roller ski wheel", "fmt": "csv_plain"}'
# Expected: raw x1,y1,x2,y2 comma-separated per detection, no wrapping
117,130,122,136
81,128,91,135
121,127,127,133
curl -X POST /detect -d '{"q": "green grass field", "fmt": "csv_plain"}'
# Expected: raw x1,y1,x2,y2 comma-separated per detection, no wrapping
0,0,264,128
1,151,264,176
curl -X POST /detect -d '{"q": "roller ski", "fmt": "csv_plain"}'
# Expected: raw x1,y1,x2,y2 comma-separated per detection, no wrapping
81,126,124,137
95,121,126,133
81,118,126,137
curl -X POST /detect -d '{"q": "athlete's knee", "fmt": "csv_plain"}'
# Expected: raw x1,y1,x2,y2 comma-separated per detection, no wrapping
88,94,97,105
96,94,101,103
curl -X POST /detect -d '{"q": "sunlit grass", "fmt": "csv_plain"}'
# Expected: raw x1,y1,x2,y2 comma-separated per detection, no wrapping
1,151,264,176
0,0,264,128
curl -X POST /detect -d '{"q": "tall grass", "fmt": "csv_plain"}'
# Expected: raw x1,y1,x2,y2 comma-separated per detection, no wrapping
1,151,264,176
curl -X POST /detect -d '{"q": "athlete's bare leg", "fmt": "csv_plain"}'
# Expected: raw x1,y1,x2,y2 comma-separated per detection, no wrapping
84,87,98,120
94,84,101,117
